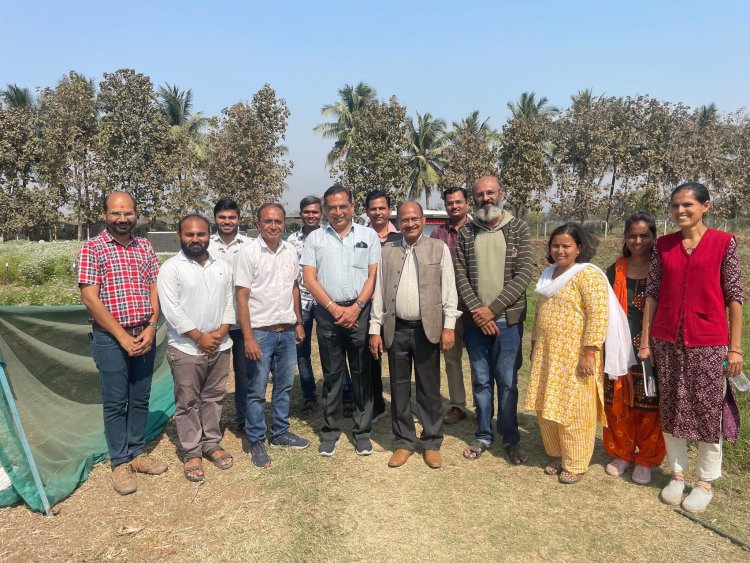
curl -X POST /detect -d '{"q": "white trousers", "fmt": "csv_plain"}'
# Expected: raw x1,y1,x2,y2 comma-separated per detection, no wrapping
663,431,723,481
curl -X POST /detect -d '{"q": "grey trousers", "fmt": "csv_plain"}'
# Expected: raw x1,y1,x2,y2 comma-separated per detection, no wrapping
167,346,231,459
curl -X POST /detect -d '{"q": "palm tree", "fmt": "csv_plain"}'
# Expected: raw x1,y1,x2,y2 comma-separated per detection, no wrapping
697,103,718,128
507,91,558,119
157,83,208,138
406,112,447,207
449,110,494,138
314,81,377,165
1,84,35,109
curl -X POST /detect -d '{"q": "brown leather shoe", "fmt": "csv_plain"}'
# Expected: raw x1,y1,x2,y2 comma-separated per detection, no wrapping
388,449,414,467
111,463,137,495
424,449,442,469
443,406,466,425
130,453,168,475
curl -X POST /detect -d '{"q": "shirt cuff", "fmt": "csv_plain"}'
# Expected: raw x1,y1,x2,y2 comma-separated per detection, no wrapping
443,318,457,330
175,321,196,335
368,322,381,335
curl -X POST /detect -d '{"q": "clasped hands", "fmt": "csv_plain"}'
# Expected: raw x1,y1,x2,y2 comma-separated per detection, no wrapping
471,306,499,335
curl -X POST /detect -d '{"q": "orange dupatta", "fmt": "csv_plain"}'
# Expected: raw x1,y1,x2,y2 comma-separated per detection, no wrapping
611,257,634,414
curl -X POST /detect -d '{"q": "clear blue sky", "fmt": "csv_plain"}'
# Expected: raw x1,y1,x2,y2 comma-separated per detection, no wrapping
3,1,749,209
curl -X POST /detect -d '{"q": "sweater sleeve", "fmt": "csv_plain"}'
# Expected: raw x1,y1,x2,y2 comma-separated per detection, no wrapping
455,228,481,311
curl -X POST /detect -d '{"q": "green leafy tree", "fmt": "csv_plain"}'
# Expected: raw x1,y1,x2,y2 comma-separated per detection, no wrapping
331,96,411,210
95,69,175,222
37,71,99,240
206,84,292,217
507,91,558,119
0,103,40,239
499,113,552,218
314,82,378,166
406,112,447,207
441,110,500,190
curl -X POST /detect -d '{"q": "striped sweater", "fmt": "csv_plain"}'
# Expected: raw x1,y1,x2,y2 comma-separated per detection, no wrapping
455,215,533,326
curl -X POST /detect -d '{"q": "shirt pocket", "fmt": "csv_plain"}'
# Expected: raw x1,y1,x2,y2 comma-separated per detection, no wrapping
352,246,370,269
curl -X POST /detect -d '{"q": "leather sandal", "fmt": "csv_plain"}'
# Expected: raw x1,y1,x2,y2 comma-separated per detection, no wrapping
544,457,562,475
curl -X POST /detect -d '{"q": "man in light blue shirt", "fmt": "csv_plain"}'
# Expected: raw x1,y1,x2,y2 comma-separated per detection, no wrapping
301,184,380,456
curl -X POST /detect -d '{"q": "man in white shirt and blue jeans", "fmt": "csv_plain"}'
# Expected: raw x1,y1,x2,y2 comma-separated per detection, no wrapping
158,214,236,482
235,203,310,468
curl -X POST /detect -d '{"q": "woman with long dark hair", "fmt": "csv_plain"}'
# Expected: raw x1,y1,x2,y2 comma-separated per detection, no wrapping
603,212,666,485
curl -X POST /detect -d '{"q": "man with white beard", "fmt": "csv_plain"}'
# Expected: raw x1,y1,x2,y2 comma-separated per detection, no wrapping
455,176,533,465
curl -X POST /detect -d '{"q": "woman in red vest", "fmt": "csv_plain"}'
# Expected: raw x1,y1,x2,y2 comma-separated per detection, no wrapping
604,212,666,485
640,182,743,514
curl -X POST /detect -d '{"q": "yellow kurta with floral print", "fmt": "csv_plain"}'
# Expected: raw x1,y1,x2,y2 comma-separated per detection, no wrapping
524,266,609,426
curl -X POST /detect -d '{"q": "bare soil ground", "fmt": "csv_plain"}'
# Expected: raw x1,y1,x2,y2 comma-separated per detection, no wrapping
1,235,749,561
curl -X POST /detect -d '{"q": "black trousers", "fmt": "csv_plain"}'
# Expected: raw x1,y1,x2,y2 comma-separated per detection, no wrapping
316,303,373,441
371,331,386,412
387,320,443,451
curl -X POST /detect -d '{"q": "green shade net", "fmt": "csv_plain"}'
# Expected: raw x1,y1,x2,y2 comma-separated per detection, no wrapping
0,306,174,512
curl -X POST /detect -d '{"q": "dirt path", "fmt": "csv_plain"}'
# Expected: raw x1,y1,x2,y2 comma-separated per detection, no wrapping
1,385,748,562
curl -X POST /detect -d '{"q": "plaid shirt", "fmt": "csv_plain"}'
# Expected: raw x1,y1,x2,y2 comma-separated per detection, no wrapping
76,229,159,327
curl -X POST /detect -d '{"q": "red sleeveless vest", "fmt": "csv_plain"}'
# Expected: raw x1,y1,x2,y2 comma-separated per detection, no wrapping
651,228,732,347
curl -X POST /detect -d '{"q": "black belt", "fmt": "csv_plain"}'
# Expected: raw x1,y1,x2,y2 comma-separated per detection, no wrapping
254,323,295,332
396,318,422,328
92,322,148,335
336,300,357,307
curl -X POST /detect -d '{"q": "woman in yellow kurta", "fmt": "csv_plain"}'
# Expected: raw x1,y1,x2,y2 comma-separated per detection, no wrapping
525,223,610,484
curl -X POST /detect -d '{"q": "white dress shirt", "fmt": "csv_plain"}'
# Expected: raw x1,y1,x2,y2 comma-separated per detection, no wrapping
234,237,299,327
157,251,236,356
209,232,250,330
369,235,460,334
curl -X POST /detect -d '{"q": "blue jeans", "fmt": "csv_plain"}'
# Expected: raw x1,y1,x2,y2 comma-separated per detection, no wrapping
297,305,318,401
90,330,156,467
463,320,522,446
230,328,248,424
244,328,296,444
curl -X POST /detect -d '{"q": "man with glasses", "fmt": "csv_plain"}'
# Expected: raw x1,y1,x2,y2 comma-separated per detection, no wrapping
430,186,472,425
455,177,533,465
77,191,167,495
301,184,380,456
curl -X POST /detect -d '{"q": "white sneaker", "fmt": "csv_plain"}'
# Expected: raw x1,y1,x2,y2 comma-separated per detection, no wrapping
660,478,686,505
682,484,713,514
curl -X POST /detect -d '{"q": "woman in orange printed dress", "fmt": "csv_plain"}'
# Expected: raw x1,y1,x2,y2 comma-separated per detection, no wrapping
603,212,666,485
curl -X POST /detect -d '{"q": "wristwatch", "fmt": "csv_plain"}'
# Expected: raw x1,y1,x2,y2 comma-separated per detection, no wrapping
295,321,303,326
148,321,159,330
356,300,366,309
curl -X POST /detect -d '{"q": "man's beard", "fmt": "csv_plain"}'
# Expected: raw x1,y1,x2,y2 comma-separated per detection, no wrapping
181,240,209,259
474,202,503,223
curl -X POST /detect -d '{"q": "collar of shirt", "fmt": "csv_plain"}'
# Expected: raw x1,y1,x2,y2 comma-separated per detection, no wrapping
324,222,355,239
102,228,138,248
258,235,287,255
401,233,424,252
210,232,245,248
177,249,216,267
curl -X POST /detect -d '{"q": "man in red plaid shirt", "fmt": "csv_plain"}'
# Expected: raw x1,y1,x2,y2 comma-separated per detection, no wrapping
77,191,167,495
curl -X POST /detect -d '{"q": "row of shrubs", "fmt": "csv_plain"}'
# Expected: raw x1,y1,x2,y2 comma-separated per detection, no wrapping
0,241,81,286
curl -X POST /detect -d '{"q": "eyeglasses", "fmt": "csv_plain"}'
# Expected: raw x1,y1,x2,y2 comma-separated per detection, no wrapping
107,212,135,218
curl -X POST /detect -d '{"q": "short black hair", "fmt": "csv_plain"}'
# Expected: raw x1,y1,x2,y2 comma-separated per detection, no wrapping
671,182,710,204
102,191,137,212
213,198,240,217
442,186,469,202
178,214,210,233
546,222,599,264
323,183,352,205
299,195,322,211
365,189,392,209
256,202,286,221
622,211,657,258
397,200,424,217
